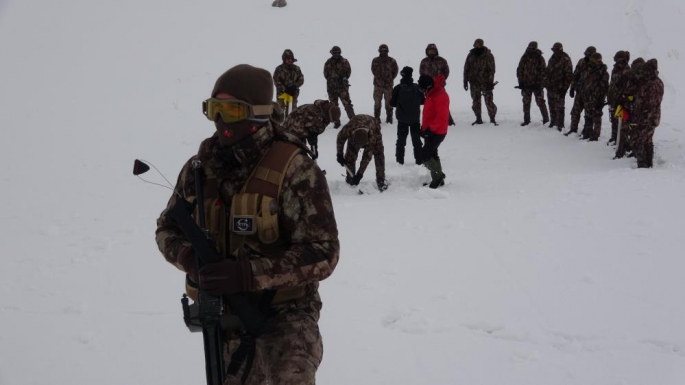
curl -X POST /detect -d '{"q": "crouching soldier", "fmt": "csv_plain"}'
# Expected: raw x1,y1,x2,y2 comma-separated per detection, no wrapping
336,114,388,191
281,99,341,159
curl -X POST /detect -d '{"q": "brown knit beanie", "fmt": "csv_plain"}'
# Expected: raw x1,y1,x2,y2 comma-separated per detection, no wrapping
211,64,274,107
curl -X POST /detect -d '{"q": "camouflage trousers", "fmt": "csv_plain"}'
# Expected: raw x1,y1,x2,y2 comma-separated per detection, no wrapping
277,95,299,118
547,88,566,128
328,87,355,122
569,93,585,133
608,108,621,142
632,123,656,168
223,295,323,385
521,88,549,123
396,121,422,163
583,100,604,140
469,83,497,121
615,119,635,158
344,142,386,183
373,86,393,120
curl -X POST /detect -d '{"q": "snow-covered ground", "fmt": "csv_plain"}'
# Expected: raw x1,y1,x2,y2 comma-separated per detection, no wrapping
1,0,685,384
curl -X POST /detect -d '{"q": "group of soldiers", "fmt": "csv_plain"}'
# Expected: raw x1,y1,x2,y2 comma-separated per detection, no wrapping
515,42,664,168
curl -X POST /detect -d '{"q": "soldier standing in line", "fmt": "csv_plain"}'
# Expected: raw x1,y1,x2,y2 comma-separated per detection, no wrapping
565,46,596,137
336,114,388,191
545,42,573,131
324,46,355,128
628,59,664,168
273,49,304,118
614,57,646,158
463,38,498,126
579,52,609,141
607,51,631,144
516,41,549,126
371,44,398,124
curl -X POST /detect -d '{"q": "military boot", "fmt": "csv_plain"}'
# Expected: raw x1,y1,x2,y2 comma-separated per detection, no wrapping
589,118,601,142
580,116,593,140
646,142,654,168
272,0,287,7
472,116,483,126
490,118,499,126
386,109,393,124
541,105,550,125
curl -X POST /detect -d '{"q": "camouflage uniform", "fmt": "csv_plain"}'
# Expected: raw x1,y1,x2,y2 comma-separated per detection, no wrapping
324,47,355,124
419,44,450,79
545,43,573,130
567,46,595,136
516,42,549,125
579,53,609,141
156,65,339,385
463,41,497,124
336,114,386,188
371,45,399,123
281,100,338,159
273,50,305,117
614,57,646,158
630,59,663,168
607,51,631,143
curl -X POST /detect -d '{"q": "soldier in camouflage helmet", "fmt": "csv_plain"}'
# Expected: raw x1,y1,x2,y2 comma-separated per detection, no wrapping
463,38,498,125
371,44,399,123
273,49,305,118
324,46,355,128
156,64,339,385
607,50,631,144
336,114,388,191
579,52,609,141
545,42,573,131
516,41,549,126
281,99,341,159
565,46,596,137
628,59,663,168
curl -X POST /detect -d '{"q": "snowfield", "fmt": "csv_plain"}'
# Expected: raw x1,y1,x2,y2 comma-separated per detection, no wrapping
1,0,684,384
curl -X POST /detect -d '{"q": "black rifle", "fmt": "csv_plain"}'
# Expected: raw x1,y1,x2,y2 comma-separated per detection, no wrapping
165,160,268,385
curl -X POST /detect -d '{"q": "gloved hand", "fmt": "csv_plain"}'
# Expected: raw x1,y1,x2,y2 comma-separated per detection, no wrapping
199,259,253,295
285,85,298,96
337,153,345,167
420,128,432,138
569,88,575,98
350,173,363,186
463,81,468,91
342,77,349,87
377,179,388,192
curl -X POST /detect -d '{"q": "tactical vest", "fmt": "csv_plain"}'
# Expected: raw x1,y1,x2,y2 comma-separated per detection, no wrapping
185,141,307,305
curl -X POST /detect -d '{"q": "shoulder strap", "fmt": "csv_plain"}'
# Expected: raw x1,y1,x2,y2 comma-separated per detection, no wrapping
242,141,303,199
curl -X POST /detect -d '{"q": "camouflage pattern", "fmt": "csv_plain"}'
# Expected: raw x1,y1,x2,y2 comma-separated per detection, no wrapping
273,62,305,112
336,114,385,184
614,58,646,157
156,121,340,384
545,50,573,128
631,60,664,168
464,46,497,121
324,56,355,119
373,86,394,120
281,100,333,143
516,48,549,123
568,57,591,133
372,55,398,121
607,58,631,142
419,56,450,79
579,59,609,140
223,295,323,385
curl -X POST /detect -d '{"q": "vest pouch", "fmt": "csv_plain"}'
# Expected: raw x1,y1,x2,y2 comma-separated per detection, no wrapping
256,196,279,244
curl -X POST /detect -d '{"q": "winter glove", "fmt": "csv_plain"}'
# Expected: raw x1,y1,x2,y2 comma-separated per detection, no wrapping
448,114,455,126
420,128,432,138
337,153,345,167
350,173,363,186
342,77,349,87
569,88,575,98
199,259,253,295
285,85,298,96
463,81,468,91
377,179,388,192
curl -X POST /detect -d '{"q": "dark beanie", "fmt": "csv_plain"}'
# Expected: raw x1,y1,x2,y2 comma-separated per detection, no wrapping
211,64,274,105
418,74,433,89
400,66,413,78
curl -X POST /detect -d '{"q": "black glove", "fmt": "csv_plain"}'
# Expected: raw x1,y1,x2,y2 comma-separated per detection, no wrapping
420,128,432,138
569,88,575,98
285,85,298,96
342,77,349,87
199,259,253,295
463,81,468,91
350,173,363,186
337,153,345,167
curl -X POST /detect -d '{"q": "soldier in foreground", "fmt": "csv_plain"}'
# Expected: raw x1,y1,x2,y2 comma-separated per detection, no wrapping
156,64,339,385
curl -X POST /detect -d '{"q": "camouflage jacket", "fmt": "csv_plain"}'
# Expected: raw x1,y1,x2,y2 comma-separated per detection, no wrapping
607,61,631,107
516,49,546,89
336,114,384,178
324,57,352,91
155,122,340,292
281,100,331,143
545,51,573,93
632,63,664,127
273,63,305,96
580,62,609,104
419,56,450,79
571,57,591,91
371,55,399,88
463,47,496,86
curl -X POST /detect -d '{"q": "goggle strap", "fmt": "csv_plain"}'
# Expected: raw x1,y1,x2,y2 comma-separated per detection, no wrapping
251,104,274,116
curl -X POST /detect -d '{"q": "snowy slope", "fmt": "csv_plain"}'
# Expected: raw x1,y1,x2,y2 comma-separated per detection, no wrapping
1,0,685,384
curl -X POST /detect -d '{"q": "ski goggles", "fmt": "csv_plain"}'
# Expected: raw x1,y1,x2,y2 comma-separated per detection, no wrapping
202,98,273,123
